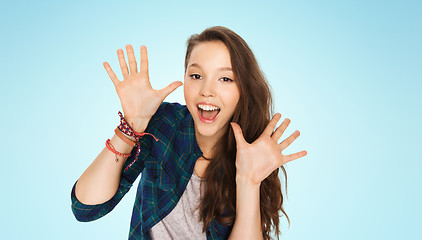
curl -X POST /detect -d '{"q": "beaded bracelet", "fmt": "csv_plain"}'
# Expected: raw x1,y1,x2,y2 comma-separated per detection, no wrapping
117,111,159,172
105,138,131,162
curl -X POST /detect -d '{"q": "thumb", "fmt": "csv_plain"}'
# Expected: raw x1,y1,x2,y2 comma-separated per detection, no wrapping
230,122,246,147
159,81,183,99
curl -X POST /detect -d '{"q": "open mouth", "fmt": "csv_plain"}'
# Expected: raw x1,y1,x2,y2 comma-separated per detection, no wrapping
197,103,221,122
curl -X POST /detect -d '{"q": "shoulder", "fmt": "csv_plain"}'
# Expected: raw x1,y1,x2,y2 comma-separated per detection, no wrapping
150,102,189,124
144,102,189,136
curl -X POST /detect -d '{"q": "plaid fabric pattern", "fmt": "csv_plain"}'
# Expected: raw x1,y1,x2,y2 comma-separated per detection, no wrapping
71,102,233,239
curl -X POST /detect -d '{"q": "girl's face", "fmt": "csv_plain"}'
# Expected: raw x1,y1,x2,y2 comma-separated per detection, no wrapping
184,41,240,142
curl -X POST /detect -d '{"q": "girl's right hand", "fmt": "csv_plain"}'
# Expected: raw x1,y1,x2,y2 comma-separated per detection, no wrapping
103,44,183,132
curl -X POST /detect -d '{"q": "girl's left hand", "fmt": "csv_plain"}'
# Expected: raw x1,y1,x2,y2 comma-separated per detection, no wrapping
230,113,307,186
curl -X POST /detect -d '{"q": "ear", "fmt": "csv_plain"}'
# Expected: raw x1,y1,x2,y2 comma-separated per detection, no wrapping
230,122,247,147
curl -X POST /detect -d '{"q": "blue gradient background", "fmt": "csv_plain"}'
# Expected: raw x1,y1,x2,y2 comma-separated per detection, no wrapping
1,0,420,239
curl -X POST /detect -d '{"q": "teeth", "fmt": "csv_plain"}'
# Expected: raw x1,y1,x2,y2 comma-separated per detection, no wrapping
198,104,220,111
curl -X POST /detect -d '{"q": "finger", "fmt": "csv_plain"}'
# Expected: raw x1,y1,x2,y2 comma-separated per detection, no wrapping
140,45,149,78
117,48,129,79
158,81,183,99
230,122,247,147
271,118,290,142
263,113,282,136
103,62,120,88
279,130,300,150
125,44,138,74
282,150,307,164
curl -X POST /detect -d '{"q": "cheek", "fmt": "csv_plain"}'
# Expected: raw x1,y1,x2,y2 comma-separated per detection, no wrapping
183,81,198,105
183,82,192,100
220,87,240,109
183,84,195,117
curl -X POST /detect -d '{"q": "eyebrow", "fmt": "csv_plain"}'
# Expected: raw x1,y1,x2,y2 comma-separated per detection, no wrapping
187,63,232,72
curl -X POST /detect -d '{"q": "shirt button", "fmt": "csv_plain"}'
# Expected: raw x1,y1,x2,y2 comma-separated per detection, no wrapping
153,175,158,179
206,230,210,235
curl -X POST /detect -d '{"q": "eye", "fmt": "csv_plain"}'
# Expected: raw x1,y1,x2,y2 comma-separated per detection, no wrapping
189,74,202,80
221,77,234,82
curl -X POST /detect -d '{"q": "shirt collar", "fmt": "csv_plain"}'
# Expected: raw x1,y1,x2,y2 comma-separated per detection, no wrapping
178,106,203,155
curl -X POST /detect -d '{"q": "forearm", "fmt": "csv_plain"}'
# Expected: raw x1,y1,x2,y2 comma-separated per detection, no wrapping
228,175,264,240
75,133,136,205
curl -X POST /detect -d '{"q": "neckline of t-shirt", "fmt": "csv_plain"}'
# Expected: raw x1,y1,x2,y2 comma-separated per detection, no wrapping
193,170,203,180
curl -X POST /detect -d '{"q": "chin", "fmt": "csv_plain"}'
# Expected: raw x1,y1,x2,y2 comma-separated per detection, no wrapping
196,127,218,138
196,121,229,139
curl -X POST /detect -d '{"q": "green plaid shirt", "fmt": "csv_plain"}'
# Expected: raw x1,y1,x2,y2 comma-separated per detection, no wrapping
71,102,233,239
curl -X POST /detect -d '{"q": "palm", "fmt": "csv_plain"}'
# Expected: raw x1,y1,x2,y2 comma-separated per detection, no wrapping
103,44,182,123
231,113,307,185
116,72,161,120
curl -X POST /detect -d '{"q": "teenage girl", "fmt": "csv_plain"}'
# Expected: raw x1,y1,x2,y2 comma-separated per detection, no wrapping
71,26,307,240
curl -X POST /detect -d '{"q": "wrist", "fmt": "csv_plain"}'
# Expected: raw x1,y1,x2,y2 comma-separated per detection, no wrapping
124,118,149,133
235,174,261,187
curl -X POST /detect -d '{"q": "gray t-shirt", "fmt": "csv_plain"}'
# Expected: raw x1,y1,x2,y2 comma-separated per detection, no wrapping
149,170,207,239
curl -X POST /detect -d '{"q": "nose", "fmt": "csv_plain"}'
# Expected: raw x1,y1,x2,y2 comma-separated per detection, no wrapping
200,79,216,97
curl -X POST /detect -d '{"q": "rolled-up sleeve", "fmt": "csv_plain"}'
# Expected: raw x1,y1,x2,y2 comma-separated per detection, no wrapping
70,145,147,222
70,175,133,222
70,102,168,222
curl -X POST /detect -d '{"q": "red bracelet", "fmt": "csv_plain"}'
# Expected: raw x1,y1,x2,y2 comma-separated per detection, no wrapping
105,139,131,162
134,131,159,141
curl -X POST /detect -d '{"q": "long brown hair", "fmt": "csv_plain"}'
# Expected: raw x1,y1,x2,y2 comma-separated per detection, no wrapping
184,26,289,240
